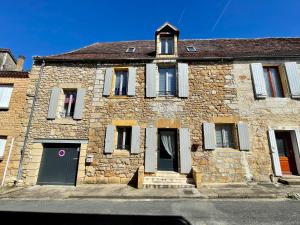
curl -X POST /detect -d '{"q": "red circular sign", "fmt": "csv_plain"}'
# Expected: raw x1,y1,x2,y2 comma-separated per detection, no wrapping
58,149,65,157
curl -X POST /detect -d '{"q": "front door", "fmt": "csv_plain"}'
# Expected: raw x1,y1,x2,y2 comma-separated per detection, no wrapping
157,129,178,171
275,132,298,175
37,144,80,185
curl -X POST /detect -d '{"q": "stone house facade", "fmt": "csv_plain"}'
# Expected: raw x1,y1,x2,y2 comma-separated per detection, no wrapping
18,23,300,187
0,48,29,186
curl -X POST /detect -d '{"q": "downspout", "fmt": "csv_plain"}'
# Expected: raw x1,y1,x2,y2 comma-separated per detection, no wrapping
14,60,45,185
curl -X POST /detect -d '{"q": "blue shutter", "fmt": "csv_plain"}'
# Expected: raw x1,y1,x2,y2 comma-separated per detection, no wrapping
268,129,282,176
145,127,157,172
284,62,300,98
73,88,85,120
237,123,250,151
127,67,136,96
250,63,267,99
179,128,192,173
103,68,113,96
104,125,115,154
178,63,189,97
131,126,140,154
47,87,60,119
146,64,156,97
203,122,216,150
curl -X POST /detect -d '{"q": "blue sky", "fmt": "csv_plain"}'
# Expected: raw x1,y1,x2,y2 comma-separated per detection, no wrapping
1,0,300,70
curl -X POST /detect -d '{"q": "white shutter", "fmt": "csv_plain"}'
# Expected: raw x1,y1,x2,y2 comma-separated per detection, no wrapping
250,63,267,99
203,122,216,150
268,129,282,176
73,88,85,120
178,63,189,97
47,87,60,119
146,64,157,97
103,68,113,96
104,125,115,154
145,127,157,172
179,128,192,173
131,126,140,154
0,85,13,108
291,130,300,174
237,123,250,151
127,67,136,96
0,137,7,159
284,62,300,98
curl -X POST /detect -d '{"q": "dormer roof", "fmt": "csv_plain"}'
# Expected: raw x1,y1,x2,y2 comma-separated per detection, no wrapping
155,22,179,35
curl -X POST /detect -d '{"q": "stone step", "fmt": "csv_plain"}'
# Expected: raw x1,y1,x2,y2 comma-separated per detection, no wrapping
143,182,196,189
278,176,300,185
155,171,187,177
144,177,194,184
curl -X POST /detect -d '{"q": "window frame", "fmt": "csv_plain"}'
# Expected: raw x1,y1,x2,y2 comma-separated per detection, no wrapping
116,126,132,150
0,136,7,160
215,124,236,149
0,84,13,110
263,66,285,98
61,89,77,118
158,65,177,96
113,69,129,96
160,36,174,55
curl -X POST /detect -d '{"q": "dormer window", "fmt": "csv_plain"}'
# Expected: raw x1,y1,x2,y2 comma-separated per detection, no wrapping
160,37,174,54
125,47,135,53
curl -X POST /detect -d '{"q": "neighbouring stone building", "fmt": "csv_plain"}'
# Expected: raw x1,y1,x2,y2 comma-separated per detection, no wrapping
0,48,29,186
18,23,300,187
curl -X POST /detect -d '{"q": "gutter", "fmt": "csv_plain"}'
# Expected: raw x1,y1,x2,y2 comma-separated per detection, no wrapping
14,60,45,185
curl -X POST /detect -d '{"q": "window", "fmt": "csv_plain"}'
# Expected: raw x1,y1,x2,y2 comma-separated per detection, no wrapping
263,67,284,97
0,84,13,109
116,127,131,150
0,136,7,160
186,46,197,52
62,89,77,118
215,124,235,148
125,47,135,53
115,70,128,96
160,37,174,54
159,67,176,96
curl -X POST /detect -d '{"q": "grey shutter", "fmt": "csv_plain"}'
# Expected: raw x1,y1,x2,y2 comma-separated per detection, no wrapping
268,129,282,176
103,68,113,96
145,127,157,172
127,67,136,96
291,130,300,173
178,63,189,97
146,63,156,97
237,123,250,151
250,63,267,99
104,125,115,154
73,88,85,120
203,122,216,150
131,126,140,154
179,128,192,173
284,62,300,98
47,87,60,119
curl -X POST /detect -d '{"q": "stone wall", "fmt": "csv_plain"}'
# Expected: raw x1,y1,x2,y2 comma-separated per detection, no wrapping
0,75,29,185
234,59,300,182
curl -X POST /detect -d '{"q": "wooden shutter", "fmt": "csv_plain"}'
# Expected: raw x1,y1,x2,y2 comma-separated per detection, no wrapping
47,87,60,119
0,85,13,108
73,88,85,120
284,62,300,98
203,122,216,150
250,63,267,99
146,64,156,97
104,125,115,154
131,126,140,154
237,123,250,151
103,68,113,96
0,137,7,159
268,129,282,176
291,130,300,174
145,127,157,172
178,63,189,97
179,128,192,173
127,67,136,96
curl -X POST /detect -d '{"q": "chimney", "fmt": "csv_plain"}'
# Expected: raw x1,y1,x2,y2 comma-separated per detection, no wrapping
16,55,25,71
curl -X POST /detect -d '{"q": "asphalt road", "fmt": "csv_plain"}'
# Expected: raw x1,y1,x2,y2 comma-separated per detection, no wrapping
0,199,299,225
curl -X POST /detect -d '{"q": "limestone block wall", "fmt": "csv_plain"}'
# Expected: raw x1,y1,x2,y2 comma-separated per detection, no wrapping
234,59,300,182
0,75,29,185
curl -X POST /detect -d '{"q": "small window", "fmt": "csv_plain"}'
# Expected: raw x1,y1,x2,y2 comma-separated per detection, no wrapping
263,66,284,97
62,89,77,118
0,136,7,160
186,46,197,52
158,67,176,96
125,47,135,53
115,70,128,96
160,37,174,54
116,127,131,150
215,124,235,148
0,84,13,109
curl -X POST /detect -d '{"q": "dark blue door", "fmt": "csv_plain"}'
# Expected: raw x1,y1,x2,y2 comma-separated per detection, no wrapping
37,144,80,185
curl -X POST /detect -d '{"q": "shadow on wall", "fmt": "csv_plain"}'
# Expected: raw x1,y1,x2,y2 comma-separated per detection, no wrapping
0,211,192,225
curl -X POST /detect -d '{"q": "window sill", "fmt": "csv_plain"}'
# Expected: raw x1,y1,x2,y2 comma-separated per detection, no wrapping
113,150,130,156
108,96,129,99
52,118,78,125
215,147,239,152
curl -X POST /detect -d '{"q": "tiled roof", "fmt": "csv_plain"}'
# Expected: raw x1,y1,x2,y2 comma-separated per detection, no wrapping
35,38,300,62
0,71,29,78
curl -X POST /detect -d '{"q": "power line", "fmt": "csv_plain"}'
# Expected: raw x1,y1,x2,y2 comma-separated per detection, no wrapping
211,0,232,32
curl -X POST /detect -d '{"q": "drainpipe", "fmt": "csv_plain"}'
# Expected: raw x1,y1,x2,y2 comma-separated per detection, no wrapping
1,137,15,186
15,60,45,185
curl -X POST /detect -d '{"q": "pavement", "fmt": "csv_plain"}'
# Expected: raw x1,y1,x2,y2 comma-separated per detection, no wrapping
0,182,300,200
